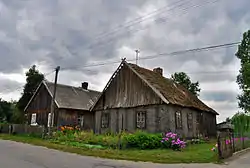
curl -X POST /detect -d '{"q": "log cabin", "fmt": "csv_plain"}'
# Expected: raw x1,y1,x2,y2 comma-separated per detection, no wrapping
24,80,100,130
91,59,219,138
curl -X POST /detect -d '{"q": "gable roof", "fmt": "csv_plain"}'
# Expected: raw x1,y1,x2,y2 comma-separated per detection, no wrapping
24,80,101,112
91,60,218,115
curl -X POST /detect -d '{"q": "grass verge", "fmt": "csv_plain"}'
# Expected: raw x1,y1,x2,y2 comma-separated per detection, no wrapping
0,134,219,164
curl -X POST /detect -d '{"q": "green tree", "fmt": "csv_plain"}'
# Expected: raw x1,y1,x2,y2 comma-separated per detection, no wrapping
231,112,250,141
225,117,231,123
17,65,44,115
0,98,13,123
236,30,250,113
171,72,201,96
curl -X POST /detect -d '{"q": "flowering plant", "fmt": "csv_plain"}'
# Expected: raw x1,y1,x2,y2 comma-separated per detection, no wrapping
59,125,80,134
161,132,186,151
211,143,218,152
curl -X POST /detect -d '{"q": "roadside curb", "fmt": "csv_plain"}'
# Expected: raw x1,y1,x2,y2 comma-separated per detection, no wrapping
223,147,250,164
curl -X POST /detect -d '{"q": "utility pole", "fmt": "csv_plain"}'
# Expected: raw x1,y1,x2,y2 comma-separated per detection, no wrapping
48,66,60,135
135,49,140,65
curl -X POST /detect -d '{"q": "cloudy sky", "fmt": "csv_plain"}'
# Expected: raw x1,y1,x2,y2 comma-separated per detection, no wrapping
0,0,249,122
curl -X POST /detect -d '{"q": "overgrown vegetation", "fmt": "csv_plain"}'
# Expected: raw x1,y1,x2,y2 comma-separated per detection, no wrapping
51,126,196,151
0,131,219,164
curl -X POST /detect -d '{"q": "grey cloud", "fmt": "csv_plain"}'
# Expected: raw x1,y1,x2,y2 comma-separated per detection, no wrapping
0,0,248,76
0,0,147,73
0,0,249,122
201,91,237,103
0,78,23,94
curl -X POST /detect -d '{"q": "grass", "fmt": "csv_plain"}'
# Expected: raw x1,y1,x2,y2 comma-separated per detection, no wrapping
0,134,219,164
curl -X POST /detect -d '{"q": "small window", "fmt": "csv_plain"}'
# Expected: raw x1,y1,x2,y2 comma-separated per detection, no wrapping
31,113,37,126
101,113,109,128
175,111,182,129
187,113,193,129
78,114,84,127
47,113,51,127
136,112,146,129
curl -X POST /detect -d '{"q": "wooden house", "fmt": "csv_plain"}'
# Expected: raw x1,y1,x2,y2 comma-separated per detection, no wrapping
91,60,219,138
24,80,100,130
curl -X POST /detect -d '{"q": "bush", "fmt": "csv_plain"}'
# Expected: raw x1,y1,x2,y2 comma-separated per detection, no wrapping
51,126,187,151
122,131,162,149
161,132,186,151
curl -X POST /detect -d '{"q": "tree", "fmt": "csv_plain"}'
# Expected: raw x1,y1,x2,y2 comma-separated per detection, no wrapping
17,65,44,114
236,30,250,113
0,98,13,123
225,117,231,123
171,72,201,96
231,112,250,141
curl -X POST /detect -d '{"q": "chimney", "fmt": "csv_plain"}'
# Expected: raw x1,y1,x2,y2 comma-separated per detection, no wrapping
153,67,163,76
82,82,88,90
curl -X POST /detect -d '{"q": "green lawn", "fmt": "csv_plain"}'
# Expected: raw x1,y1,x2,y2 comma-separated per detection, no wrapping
0,134,219,164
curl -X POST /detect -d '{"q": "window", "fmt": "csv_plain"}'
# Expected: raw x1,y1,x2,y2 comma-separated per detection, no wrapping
175,111,182,129
101,113,109,128
47,113,51,127
78,114,84,127
136,112,146,129
187,113,193,129
31,113,37,126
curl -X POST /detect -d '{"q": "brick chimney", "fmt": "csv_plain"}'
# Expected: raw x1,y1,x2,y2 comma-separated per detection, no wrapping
153,67,163,76
82,82,88,90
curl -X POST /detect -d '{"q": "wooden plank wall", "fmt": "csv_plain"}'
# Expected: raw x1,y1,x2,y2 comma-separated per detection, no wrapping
94,64,162,110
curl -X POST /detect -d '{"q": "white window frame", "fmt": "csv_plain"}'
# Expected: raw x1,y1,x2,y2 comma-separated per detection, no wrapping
31,113,37,126
47,113,51,127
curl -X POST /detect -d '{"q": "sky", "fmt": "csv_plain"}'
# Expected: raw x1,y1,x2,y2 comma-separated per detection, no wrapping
0,0,249,123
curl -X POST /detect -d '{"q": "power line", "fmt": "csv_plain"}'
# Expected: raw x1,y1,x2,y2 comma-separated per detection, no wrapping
46,0,222,69
85,0,222,50
61,41,240,71
0,41,240,96
89,0,191,43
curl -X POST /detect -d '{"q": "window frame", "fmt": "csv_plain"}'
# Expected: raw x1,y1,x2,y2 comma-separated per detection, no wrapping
175,111,182,129
187,112,193,129
101,112,109,128
136,111,146,129
77,114,84,127
31,113,37,126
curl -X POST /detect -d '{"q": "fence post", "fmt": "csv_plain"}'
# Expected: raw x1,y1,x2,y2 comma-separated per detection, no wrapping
232,132,235,153
242,134,245,149
217,132,222,159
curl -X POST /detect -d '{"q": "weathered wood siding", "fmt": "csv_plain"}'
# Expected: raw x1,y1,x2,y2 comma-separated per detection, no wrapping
26,84,95,130
93,64,162,111
57,109,94,130
95,104,217,138
26,84,54,126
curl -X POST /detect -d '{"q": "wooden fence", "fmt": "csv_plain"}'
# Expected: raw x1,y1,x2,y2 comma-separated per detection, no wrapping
0,124,46,137
217,130,250,159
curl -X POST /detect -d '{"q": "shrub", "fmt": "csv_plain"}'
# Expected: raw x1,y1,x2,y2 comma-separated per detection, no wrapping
161,132,186,151
51,127,186,151
121,131,162,150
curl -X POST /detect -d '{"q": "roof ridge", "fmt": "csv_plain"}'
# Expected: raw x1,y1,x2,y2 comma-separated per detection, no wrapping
44,80,100,93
